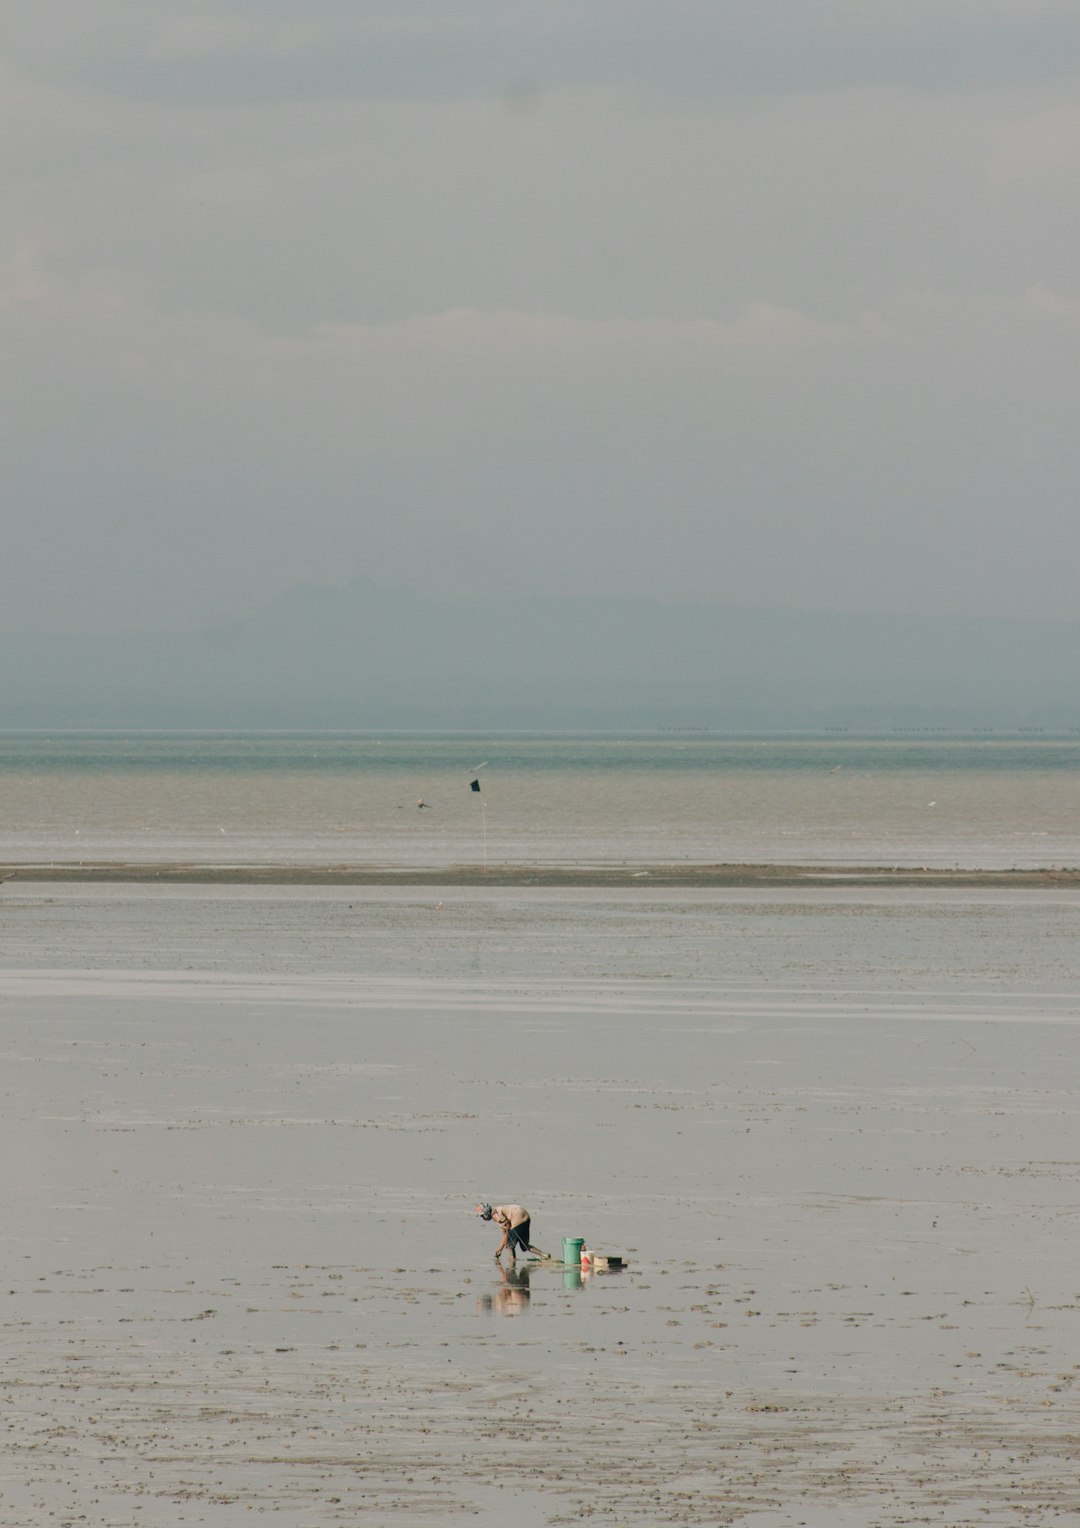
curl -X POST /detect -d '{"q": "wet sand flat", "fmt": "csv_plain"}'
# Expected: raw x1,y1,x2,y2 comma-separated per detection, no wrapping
2,884,1080,1524
4,860,1079,887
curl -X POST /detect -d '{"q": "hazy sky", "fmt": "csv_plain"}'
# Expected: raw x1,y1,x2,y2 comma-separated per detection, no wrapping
5,0,1080,631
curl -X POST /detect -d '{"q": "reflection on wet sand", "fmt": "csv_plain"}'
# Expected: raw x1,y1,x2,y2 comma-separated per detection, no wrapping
478,1264,531,1316
478,1259,625,1308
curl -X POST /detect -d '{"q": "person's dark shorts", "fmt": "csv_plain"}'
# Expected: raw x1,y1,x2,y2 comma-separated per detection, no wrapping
508,1220,531,1255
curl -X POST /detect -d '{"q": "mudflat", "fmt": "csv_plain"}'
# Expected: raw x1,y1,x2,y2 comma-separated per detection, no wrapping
2,882,1079,1525
3,860,1078,887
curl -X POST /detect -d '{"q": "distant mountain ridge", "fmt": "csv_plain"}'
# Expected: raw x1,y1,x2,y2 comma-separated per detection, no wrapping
1,579,1078,730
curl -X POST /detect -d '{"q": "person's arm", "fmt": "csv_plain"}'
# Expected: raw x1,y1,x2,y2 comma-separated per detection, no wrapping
493,1210,510,1258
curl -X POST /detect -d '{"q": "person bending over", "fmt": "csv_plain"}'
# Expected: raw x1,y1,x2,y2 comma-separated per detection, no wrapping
475,1203,538,1262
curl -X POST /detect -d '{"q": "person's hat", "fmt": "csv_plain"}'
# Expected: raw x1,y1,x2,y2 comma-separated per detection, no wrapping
476,1203,493,1220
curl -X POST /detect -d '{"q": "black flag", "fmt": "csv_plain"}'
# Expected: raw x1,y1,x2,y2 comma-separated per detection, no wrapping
470,778,481,792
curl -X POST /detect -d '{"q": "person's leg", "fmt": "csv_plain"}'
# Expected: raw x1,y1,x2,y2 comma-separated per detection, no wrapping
513,1219,546,1256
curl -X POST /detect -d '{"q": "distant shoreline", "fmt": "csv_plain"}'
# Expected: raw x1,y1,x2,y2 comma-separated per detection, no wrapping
3,862,1078,888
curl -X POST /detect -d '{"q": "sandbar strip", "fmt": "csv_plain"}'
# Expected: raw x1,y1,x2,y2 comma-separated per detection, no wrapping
2,862,1078,888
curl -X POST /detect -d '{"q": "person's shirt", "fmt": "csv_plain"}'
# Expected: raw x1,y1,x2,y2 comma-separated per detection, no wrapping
492,1204,529,1229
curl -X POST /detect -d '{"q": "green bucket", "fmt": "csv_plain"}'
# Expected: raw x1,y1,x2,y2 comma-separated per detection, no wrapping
562,1236,585,1265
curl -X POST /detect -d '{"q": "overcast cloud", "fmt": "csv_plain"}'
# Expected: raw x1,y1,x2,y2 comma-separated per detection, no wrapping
4,0,1080,631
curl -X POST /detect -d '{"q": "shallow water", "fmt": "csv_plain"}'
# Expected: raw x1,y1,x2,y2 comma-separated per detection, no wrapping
3,883,1080,1523
1,733,1079,868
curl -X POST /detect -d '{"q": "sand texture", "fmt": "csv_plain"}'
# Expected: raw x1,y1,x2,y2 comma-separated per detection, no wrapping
2,883,1080,1524
3,861,1079,887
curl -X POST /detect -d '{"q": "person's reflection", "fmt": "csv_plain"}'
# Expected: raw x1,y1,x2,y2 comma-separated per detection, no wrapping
478,1263,531,1316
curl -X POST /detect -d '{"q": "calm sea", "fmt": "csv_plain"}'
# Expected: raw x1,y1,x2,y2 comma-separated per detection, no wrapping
0,733,1077,870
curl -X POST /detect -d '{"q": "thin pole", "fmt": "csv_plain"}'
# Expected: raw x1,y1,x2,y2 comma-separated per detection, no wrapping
480,795,487,870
